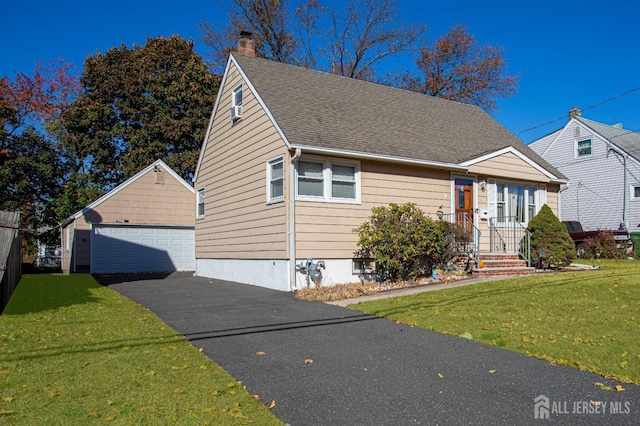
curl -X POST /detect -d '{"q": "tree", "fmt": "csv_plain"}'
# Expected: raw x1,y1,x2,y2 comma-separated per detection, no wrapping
0,61,79,246
199,0,423,80
399,24,518,111
527,204,575,268
60,35,220,206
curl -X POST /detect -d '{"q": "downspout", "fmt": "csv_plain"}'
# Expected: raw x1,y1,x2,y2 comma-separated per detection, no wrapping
72,219,77,273
558,182,569,221
289,148,302,290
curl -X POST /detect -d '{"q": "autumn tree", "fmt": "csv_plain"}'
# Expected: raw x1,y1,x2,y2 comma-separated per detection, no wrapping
199,0,423,80
60,35,220,216
0,61,79,246
399,24,518,111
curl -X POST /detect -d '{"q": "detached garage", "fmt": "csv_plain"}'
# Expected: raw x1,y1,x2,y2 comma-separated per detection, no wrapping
91,224,195,273
61,160,195,274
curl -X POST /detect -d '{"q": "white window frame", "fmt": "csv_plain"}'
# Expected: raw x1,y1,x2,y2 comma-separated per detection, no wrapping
266,155,285,204
631,184,640,201
295,156,361,204
353,258,375,274
232,84,243,107
575,138,593,158
196,187,205,219
494,182,540,226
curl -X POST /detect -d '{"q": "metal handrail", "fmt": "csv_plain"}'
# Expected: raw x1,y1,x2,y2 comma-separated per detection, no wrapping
437,212,481,267
488,217,532,266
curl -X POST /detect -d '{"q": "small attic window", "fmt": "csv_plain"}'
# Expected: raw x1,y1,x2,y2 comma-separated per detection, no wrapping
233,84,243,107
576,139,592,158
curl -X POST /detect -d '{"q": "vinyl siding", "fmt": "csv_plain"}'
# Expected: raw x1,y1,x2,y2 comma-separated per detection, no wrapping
195,61,288,259
295,161,451,259
468,152,550,182
533,120,637,230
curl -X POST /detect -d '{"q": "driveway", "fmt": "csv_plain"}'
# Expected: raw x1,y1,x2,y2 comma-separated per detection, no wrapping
108,273,639,425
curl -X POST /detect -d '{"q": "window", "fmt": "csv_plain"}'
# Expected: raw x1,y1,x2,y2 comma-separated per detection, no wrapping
267,156,284,203
196,188,205,219
232,84,243,107
576,139,592,157
631,185,640,201
353,259,375,274
495,184,538,224
296,158,360,203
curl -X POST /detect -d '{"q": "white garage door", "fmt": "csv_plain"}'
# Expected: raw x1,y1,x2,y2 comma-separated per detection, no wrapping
91,224,195,274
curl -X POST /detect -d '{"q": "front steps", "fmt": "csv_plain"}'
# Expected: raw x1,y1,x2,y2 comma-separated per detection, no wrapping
472,253,535,277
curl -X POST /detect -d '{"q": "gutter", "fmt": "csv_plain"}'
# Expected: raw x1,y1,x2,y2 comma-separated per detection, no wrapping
289,148,302,291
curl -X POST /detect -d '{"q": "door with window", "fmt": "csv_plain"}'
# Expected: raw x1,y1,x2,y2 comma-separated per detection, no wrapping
454,177,475,236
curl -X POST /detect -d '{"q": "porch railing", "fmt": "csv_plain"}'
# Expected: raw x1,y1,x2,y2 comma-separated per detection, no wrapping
488,217,531,266
437,212,481,267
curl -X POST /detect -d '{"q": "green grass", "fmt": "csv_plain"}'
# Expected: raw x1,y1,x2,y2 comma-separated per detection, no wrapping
0,274,283,425
351,259,640,384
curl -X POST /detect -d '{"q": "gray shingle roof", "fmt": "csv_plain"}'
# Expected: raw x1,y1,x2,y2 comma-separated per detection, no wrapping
233,53,564,179
576,117,640,162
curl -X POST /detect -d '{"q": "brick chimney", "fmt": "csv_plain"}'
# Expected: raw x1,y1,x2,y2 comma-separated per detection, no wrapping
569,106,581,120
237,31,256,57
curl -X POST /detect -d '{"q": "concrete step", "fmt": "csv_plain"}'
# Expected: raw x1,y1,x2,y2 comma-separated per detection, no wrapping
472,266,535,277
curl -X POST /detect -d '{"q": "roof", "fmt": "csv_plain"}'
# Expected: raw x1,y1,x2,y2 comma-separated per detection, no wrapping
224,53,564,180
576,117,640,161
62,159,194,227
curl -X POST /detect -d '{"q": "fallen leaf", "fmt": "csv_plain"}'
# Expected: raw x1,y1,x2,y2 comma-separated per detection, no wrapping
590,400,601,406
171,365,187,370
199,348,204,353
615,385,625,392
1,396,15,403
202,407,216,413
594,382,604,387
252,394,260,399
173,388,185,394
0,409,16,415
107,400,114,406
304,359,314,364
105,416,115,422
437,373,444,379
87,411,100,418
458,332,472,339
268,400,276,410
256,351,266,356
489,370,496,374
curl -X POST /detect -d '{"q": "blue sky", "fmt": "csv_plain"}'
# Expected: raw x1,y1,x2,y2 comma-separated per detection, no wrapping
3,0,639,143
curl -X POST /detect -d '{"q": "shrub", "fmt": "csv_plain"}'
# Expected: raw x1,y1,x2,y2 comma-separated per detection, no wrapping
578,231,627,259
527,204,575,268
354,203,471,281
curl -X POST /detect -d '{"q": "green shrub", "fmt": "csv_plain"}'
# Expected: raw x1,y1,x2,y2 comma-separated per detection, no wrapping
354,203,471,281
527,204,575,268
578,231,627,259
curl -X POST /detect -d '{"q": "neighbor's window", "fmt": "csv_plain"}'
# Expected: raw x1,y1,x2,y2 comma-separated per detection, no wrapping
296,158,360,203
197,188,205,219
576,138,592,157
267,156,284,203
632,185,640,200
232,84,243,107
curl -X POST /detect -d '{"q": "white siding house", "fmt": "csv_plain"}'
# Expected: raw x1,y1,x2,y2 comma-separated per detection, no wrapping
529,110,640,231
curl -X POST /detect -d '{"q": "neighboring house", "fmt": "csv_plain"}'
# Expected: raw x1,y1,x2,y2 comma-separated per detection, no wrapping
193,37,567,292
61,159,196,274
529,108,640,231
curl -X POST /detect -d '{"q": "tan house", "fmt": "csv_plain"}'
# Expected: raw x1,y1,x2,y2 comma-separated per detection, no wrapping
193,41,567,291
61,159,195,274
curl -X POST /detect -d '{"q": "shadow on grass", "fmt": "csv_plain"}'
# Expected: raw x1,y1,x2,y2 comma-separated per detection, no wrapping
2,274,103,315
359,270,640,318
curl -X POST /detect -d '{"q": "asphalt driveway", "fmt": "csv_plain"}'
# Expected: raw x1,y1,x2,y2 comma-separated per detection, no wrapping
108,273,639,425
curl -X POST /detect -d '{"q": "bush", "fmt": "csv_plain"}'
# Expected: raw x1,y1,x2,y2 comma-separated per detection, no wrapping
354,203,471,281
527,204,575,268
578,231,627,259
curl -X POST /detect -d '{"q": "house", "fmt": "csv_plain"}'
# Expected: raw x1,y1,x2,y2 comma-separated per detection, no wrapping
61,159,196,274
529,108,640,231
193,35,567,291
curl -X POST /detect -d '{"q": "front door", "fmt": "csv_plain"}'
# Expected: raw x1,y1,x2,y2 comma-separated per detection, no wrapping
454,177,475,237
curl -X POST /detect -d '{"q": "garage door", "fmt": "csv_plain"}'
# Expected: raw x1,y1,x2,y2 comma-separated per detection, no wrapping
91,224,195,274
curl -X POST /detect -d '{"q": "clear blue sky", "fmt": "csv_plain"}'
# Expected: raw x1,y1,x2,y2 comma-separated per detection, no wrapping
3,0,639,143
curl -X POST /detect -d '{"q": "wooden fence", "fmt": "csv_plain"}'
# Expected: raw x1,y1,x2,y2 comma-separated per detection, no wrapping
1,211,21,313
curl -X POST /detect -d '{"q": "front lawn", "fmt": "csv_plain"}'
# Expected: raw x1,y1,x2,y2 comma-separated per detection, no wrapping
0,274,282,425
351,260,640,384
